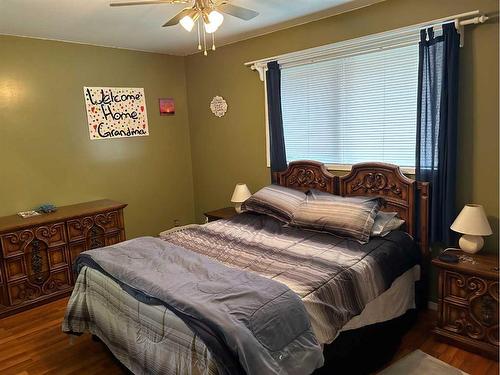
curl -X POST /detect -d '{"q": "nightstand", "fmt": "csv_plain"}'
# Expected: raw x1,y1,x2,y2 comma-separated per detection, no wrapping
204,207,237,223
432,250,499,359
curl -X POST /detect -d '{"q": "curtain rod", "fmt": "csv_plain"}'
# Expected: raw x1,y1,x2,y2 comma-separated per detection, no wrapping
244,10,489,80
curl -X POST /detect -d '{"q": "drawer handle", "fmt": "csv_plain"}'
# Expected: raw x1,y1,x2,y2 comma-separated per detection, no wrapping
479,295,495,326
31,240,44,283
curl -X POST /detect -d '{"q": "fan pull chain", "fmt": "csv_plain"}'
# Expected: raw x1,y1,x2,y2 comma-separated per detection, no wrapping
197,18,202,51
203,26,207,56
212,32,216,51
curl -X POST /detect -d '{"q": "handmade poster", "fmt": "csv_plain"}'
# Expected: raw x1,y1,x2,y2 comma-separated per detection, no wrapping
84,87,149,140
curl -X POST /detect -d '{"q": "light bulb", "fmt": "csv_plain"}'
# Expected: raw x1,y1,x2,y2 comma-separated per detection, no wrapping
179,15,194,32
208,10,224,28
204,21,218,34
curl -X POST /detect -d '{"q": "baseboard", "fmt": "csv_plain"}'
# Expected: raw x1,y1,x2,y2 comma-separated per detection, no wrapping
427,301,437,311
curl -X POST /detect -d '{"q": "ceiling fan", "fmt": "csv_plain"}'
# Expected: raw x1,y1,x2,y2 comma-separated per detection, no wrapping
110,0,259,55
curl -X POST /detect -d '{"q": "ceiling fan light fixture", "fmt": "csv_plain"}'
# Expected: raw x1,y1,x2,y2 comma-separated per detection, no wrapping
179,15,195,32
208,10,224,28
204,21,219,34
109,0,258,56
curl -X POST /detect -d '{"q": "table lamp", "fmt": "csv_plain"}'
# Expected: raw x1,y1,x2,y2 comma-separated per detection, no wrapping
231,183,251,213
450,204,492,254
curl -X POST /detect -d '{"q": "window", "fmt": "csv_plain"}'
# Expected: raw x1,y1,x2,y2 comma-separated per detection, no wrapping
280,44,419,169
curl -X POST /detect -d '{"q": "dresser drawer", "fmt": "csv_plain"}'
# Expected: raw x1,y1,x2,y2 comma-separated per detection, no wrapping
67,216,94,242
4,244,70,282
41,268,72,295
4,256,27,282
47,246,70,269
105,231,124,246
7,268,72,306
68,241,87,266
67,211,122,242
94,211,122,233
1,230,34,257
7,279,41,306
0,223,66,257
35,223,66,246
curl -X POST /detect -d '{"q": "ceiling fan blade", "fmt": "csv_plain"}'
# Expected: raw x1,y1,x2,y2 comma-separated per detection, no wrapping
217,3,259,21
110,0,188,7
162,8,193,27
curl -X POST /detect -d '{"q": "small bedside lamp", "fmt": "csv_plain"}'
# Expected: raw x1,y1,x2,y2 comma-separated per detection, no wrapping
450,204,492,254
231,183,251,213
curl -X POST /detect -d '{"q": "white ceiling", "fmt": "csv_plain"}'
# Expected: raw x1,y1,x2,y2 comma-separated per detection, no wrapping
0,0,384,55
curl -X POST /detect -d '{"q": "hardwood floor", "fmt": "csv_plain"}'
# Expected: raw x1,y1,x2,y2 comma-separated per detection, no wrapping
387,309,498,375
0,298,497,374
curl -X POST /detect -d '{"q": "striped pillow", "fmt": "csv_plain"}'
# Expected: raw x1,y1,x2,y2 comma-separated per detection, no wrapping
292,190,382,243
242,185,307,223
371,211,405,237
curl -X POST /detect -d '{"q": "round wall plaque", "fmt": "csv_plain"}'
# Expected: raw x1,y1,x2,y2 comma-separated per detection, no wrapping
210,96,228,117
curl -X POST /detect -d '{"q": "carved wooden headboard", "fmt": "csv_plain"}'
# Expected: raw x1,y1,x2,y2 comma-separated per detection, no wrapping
273,160,338,194
273,160,429,262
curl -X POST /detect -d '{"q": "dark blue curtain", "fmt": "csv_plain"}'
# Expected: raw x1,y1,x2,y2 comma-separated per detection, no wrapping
416,23,460,245
266,61,287,181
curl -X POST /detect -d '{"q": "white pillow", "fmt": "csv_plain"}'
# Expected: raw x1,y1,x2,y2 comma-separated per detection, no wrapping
371,211,405,237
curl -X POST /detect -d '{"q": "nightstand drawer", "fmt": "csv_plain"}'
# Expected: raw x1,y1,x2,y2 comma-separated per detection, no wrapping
441,300,498,340
443,270,499,307
442,270,488,304
433,251,499,359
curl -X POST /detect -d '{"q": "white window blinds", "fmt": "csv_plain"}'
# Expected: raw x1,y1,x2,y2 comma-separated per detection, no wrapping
280,44,419,168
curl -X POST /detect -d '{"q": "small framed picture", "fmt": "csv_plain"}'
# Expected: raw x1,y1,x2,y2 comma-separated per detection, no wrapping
159,98,175,116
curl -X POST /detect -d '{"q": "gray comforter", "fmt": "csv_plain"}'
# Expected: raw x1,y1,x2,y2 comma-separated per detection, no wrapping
164,213,419,343
73,237,324,375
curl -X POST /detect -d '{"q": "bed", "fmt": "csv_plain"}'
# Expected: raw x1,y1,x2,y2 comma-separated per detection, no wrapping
62,161,429,375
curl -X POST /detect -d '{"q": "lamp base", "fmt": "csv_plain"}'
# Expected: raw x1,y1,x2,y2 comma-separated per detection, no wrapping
235,203,243,214
458,234,484,254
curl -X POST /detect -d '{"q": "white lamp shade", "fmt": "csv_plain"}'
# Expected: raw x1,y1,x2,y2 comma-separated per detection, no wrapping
450,204,493,236
231,183,251,203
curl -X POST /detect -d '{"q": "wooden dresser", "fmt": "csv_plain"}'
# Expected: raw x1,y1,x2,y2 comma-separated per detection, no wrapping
0,200,126,318
433,250,499,359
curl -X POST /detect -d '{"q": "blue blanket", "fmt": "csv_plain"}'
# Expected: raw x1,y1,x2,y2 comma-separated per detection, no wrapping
75,236,324,375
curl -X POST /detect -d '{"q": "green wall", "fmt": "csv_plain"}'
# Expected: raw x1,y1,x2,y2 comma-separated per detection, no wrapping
185,0,499,256
0,35,195,238
0,0,498,303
